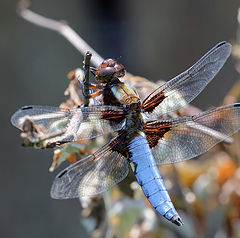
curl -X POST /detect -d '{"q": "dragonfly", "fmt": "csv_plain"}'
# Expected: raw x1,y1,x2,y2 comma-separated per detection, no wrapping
11,41,240,226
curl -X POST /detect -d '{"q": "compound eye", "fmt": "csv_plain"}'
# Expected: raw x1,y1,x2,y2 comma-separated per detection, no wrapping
99,67,115,77
101,59,116,68
96,67,116,82
114,64,125,77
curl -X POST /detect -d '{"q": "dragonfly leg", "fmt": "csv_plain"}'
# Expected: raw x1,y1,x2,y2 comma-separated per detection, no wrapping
90,67,97,76
81,90,103,99
78,64,103,99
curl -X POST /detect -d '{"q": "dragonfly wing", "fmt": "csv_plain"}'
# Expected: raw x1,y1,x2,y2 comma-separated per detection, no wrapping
142,42,232,117
11,105,126,146
144,103,240,164
51,133,129,198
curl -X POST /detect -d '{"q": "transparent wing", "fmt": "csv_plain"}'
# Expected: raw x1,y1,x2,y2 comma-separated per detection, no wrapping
142,42,232,117
51,133,129,199
144,103,240,164
11,105,126,146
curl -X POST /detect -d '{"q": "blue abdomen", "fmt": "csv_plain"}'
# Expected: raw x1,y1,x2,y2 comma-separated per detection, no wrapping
128,136,183,226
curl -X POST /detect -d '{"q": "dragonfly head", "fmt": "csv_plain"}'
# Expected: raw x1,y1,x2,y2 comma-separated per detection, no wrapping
96,59,126,83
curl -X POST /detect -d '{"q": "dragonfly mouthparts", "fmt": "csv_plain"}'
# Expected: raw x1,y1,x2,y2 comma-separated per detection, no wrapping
171,215,184,226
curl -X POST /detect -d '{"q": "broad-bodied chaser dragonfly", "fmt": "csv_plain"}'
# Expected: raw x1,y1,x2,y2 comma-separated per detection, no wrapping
11,42,240,226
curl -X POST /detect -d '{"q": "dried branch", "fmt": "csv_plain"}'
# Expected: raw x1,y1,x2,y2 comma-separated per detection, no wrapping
83,51,92,106
18,0,104,67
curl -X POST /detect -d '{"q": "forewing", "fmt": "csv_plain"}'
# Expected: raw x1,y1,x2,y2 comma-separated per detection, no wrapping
51,134,129,198
11,105,126,145
142,42,232,117
144,103,240,164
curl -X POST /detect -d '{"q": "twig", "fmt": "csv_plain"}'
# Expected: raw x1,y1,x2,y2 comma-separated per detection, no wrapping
83,51,92,106
17,0,104,67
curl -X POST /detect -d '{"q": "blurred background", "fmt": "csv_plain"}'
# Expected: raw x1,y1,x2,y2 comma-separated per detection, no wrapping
1,0,240,237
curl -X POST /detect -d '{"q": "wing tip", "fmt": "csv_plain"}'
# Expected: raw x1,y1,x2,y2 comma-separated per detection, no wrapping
234,103,240,108
21,105,33,111
11,105,34,128
50,166,80,199
50,178,79,200
216,41,231,47
216,41,232,52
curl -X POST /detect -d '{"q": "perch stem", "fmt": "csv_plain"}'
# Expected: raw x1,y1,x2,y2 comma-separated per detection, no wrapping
83,51,92,106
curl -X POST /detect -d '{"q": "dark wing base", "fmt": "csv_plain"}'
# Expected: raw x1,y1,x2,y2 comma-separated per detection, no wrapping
144,103,240,164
